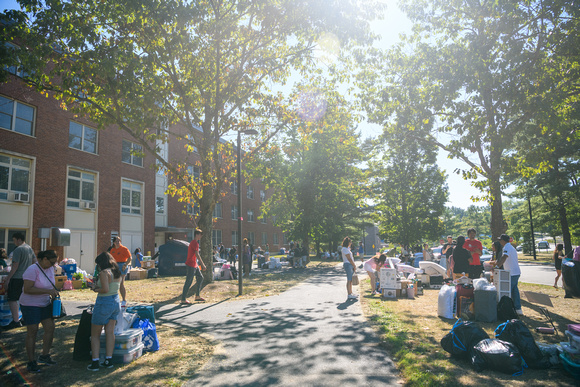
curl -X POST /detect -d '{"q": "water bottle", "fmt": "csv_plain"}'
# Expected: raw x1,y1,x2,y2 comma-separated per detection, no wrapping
52,296,62,318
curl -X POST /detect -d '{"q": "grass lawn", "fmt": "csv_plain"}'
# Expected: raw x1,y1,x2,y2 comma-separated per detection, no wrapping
0,257,336,386
518,251,556,264
359,278,579,386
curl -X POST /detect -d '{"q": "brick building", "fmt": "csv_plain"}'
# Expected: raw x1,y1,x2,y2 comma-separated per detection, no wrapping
1,73,285,273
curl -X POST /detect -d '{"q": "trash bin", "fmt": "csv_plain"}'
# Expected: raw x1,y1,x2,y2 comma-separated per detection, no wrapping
158,239,189,276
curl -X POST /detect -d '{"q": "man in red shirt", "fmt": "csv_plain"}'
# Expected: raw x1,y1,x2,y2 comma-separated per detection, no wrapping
181,229,207,304
464,228,483,279
110,236,132,306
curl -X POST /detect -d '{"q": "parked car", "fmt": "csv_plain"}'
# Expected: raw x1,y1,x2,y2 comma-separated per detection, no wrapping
431,247,442,262
516,245,522,252
537,241,550,250
479,248,493,263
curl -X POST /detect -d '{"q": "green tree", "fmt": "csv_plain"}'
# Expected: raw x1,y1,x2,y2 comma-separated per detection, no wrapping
1,0,381,281
369,128,447,247
356,0,577,239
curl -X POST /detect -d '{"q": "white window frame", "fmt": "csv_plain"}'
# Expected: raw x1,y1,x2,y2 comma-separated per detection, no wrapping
0,153,31,201
260,213,267,224
121,179,143,215
122,139,143,167
156,196,165,214
213,203,222,218
187,165,201,181
273,233,279,245
248,231,255,245
231,181,238,195
262,232,267,245
186,202,200,216
260,190,266,203
247,209,254,222
0,95,35,136
66,167,96,209
212,229,222,247
247,185,254,199
231,205,239,220
69,121,97,154
231,230,238,247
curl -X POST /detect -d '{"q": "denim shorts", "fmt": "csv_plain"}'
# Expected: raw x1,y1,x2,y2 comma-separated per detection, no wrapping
21,304,52,325
92,294,120,325
119,262,129,276
343,262,354,281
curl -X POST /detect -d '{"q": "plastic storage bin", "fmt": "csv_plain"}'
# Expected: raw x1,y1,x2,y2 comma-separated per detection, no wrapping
561,342,580,364
61,264,77,280
566,330,580,350
559,353,580,380
99,342,145,364
100,328,142,350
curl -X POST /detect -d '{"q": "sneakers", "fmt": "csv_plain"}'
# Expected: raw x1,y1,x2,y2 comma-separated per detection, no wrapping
87,360,100,371
121,300,127,307
101,358,114,369
27,361,41,373
372,291,381,296
38,354,56,365
516,309,524,316
347,293,359,299
4,320,22,330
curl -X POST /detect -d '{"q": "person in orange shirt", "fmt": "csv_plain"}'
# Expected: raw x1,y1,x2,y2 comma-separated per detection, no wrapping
109,236,131,306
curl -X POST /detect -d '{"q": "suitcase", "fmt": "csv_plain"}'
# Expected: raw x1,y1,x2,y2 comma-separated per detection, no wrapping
474,288,497,322
456,284,474,318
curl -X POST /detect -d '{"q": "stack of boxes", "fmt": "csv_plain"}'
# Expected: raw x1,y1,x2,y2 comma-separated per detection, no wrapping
493,269,511,301
561,325,580,379
97,328,145,364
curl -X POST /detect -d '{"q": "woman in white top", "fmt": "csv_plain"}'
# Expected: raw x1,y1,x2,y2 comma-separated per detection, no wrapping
364,254,387,295
341,237,358,299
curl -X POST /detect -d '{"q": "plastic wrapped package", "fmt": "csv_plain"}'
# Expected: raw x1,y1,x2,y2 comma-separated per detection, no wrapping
437,284,456,319
473,278,490,291
471,338,526,375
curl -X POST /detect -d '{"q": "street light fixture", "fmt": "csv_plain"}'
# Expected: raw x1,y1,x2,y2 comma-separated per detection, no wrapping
237,128,258,296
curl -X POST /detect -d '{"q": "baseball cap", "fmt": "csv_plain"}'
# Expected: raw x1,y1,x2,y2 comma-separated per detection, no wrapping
498,234,510,242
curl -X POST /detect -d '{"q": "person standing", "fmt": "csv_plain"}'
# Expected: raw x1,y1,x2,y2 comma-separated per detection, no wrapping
494,234,523,315
181,229,207,304
87,252,122,371
133,248,143,268
109,237,131,307
452,236,472,279
341,237,358,300
242,239,252,276
5,232,36,330
358,241,365,267
553,243,565,289
20,250,59,372
441,236,454,269
464,228,483,278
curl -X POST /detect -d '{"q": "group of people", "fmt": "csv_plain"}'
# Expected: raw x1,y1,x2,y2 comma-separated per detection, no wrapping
2,233,134,372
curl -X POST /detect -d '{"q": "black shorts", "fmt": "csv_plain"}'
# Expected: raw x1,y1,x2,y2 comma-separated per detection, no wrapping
555,258,562,271
7,278,24,302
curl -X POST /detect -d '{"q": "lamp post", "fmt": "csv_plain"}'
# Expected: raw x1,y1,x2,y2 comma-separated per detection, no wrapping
237,129,258,296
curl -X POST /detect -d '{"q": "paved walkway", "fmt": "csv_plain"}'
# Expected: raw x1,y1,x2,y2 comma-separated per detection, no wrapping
155,264,401,386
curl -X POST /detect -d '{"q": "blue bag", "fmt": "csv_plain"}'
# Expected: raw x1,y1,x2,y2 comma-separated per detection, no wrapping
132,318,160,352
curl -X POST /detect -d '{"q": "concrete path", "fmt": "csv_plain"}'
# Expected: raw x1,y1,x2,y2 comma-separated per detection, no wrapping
155,264,401,386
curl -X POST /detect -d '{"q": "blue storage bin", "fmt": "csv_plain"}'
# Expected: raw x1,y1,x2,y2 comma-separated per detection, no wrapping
126,305,155,324
61,264,77,280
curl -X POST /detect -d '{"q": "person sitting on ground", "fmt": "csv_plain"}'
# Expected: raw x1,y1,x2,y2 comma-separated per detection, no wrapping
364,254,387,295
452,236,472,280
20,250,60,372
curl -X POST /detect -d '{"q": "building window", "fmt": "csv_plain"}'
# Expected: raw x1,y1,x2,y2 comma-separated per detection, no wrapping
121,180,142,215
283,234,288,245
231,205,239,220
213,203,222,218
0,154,31,201
212,230,222,247
231,181,238,195
187,165,201,180
67,169,96,208
273,233,279,245
0,228,27,255
260,190,266,203
262,232,267,245
0,95,35,136
247,232,255,245
272,215,277,225
247,209,254,222
3,43,29,78
122,140,143,167
231,230,238,247
260,213,267,224
69,121,97,154
156,196,165,214
186,202,200,216
247,185,254,199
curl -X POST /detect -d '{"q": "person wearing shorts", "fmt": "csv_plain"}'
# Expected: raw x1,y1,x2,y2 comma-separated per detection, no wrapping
364,254,387,295
341,237,358,300
88,252,122,371
20,250,59,372
109,236,131,307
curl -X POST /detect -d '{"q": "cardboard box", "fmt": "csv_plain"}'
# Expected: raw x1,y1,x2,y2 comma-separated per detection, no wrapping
141,260,155,269
55,276,67,290
139,269,148,280
129,270,142,280
71,279,83,289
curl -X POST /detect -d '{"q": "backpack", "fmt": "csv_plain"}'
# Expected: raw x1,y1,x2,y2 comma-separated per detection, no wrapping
497,296,518,321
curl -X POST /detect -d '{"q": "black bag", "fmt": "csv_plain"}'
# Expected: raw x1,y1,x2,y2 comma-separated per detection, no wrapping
471,338,526,375
497,296,518,321
73,308,93,361
495,319,550,369
441,319,490,358
562,260,580,299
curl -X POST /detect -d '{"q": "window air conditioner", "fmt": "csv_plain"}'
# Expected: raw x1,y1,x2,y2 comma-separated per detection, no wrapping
82,201,96,210
12,192,30,202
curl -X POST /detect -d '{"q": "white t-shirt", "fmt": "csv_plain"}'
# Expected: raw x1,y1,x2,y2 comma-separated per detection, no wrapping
341,247,352,263
502,243,520,276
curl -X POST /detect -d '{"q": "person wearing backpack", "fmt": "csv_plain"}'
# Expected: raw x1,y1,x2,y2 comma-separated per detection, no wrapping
494,234,523,316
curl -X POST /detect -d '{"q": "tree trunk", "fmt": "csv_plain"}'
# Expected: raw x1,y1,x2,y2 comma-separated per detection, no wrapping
198,184,215,284
489,178,506,239
557,195,573,254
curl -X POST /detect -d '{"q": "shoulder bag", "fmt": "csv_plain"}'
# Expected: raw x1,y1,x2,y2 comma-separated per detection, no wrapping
36,263,67,319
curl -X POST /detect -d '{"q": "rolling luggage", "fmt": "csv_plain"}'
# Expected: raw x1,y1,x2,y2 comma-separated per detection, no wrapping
456,284,474,319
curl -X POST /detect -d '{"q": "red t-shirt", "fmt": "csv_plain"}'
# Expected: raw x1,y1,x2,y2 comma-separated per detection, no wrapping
464,238,482,266
186,239,199,268
110,244,132,263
